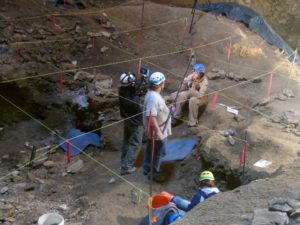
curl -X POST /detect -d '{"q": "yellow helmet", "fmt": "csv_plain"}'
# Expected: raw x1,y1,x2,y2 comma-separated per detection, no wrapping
199,171,214,182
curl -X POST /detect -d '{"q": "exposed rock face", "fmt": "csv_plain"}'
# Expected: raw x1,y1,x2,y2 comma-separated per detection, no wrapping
154,0,300,50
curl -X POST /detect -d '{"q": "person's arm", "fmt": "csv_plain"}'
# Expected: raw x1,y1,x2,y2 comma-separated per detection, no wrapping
197,78,208,97
190,78,208,98
150,116,164,140
186,191,204,211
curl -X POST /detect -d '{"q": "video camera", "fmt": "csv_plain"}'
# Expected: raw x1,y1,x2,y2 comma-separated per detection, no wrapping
135,67,150,97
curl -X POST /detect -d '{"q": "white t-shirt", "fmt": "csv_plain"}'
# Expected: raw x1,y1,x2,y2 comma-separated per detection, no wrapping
143,90,172,138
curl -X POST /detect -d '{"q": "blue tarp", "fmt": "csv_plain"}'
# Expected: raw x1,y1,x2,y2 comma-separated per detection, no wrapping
161,139,197,163
59,129,101,157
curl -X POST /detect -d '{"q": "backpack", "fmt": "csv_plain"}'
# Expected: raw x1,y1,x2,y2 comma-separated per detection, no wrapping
139,202,182,225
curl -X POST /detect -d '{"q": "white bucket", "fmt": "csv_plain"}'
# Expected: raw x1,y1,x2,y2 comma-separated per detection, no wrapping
37,213,64,225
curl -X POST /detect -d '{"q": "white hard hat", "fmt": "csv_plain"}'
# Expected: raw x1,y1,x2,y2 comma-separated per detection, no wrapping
120,72,136,86
149,72,165,86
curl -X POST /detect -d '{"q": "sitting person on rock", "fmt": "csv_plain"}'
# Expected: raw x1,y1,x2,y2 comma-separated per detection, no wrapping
165,63,208,127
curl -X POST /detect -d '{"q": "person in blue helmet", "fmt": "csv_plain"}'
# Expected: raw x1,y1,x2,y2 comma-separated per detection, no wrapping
166,63,208,127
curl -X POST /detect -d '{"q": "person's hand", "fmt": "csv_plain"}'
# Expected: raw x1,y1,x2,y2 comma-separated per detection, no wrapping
170,104,176,113
156,131,164,140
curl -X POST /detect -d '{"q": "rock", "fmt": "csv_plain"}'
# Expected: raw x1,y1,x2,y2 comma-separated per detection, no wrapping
282,111,299,125
69,208,81,218
74,71,95,82
43,160,55,168
234,74,247,82
219,129,237,137
252,78,262,83
27,173,44,184
206,72,221,80
218,70,226,76
270,115,281,123
100,46,109,53
67,159,84,174
0,203,14,220
0,187,8,194
61,63,77,70
251,209,289,225
108,177,116,184
75,25,81,33
59,204,69,211
2,154,9,159
233,114,245,122
275,93,287,101
14,183,35,192
11,171,19,177
283,89,294,98
226,72,235,80
227,136,235,145
211,67,220,73
94,78,113,95
5,217,16,222
290,209,300,218
87,31,111,38
258,96,273,106
268,198,294,213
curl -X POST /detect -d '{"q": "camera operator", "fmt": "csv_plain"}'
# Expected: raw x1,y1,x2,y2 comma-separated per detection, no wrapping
118,72,143,175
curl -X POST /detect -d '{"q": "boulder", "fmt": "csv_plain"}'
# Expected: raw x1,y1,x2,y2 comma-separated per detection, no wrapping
74,71,95,82
0,203,14,220
282,111,299,126
43,160,55,168
67,159,84,174
251,209,289,225
206,72,221,80
282,89,294,98
268,198,294,213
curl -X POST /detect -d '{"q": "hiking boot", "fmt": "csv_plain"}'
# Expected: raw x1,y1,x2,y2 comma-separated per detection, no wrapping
188,121,198,127
148,173,166,183
171,117,181,126
120,167,136,175
143,170,149,176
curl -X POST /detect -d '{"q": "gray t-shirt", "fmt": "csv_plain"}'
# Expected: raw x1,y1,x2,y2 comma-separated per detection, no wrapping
143,90,172,138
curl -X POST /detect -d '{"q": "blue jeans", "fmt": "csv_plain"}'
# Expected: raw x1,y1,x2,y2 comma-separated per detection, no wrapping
143,138,167,174
172,196,191,212
121,121,143,170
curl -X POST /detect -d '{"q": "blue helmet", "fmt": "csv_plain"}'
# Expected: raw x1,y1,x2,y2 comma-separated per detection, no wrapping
193,64,205,72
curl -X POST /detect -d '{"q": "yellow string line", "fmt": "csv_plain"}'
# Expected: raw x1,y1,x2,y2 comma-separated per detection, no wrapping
0,93,149,196
0,1,128,23
0,35,233,84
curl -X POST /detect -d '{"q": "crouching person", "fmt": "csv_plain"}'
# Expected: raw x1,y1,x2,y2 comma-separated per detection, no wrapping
138,195,185,225
138,171,220,225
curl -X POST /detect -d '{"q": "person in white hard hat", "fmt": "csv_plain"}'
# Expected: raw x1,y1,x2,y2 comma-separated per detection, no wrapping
143,72,171,182
119,72,143,175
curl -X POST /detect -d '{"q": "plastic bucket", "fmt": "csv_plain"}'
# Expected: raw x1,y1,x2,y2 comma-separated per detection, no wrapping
147,194,170,209
37,213,64,225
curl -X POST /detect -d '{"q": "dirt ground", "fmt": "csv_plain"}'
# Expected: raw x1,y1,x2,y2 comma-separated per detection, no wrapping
0,1,300,225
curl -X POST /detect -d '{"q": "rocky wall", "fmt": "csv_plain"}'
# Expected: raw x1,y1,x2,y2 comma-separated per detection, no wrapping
152,0,300,50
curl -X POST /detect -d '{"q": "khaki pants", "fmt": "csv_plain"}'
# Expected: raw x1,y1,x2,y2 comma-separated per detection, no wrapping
170,90,208,126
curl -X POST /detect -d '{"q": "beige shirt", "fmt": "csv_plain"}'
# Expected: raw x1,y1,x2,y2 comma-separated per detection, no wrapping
143,90,172,138
183,73,208,97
